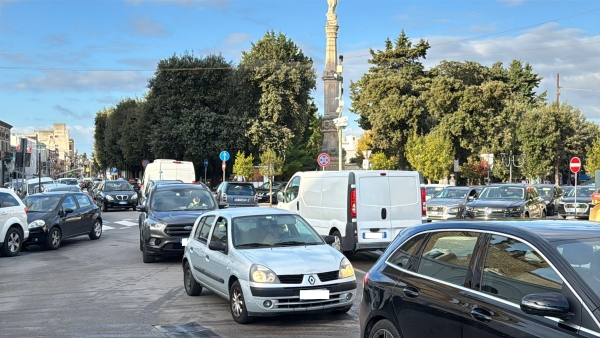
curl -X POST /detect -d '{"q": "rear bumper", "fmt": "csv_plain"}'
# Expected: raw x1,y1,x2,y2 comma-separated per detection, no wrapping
355,242,390,251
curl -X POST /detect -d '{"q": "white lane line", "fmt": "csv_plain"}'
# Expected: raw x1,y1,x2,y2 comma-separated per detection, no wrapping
114,221,137,227
102,220,109,224
102,225,115,231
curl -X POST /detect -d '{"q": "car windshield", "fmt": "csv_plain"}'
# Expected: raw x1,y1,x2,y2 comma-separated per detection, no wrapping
232,214,324,248
425,187,445,198
226,184,255,196
478,186,525,200
104,182,133,192
433,188,468,199
567,187,596,198
556,238,600,300
60,179,78,185
150,189,215,211
24,195,62,212
536,187,553,200
28,182,55,195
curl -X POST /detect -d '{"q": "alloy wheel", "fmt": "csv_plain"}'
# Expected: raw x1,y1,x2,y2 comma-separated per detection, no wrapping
51,230,61,247
372,329,395,338
7,232,20,253
333,236,341,252
185,268,192,291
94,221,102,237
231,288,244,317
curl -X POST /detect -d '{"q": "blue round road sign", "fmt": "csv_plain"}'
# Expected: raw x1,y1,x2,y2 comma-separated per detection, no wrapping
219,151,230,162
203,159,209,167
318,153,330,167
142,159,150,168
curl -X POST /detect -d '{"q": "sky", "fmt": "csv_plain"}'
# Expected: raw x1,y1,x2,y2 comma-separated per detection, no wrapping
1,0,599,158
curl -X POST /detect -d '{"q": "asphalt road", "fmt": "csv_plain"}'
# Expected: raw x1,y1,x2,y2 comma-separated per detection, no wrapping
0,208,376,338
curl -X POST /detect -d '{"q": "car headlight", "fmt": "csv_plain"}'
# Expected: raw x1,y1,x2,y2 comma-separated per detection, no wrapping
447,207,460,214
28,219,45,229
508,207,521,213
339,257,355,279
149,220,167,230
131,194,138,200
250,264,280,283
105,195,114,201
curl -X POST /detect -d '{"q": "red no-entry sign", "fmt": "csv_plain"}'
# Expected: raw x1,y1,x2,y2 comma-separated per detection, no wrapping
222,161,226,171
570,157,581,173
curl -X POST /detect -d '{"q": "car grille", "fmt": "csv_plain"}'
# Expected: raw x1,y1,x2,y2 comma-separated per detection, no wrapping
427,206,445,212
275,294,345,309
473,208,511,218
278,275,304,284
116,195,129,201
565,203,589,209
164,224,193,237
317,271,339,282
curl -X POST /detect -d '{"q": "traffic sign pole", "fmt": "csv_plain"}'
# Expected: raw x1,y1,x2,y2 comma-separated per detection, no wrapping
222,161,226,184
570,157,581,218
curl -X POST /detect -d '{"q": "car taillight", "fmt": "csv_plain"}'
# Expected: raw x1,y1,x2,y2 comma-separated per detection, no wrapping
363,272,370,286
222,193,227,203
350,189,357,217
24,207,29,214
192,181,196,184
421,187,426,216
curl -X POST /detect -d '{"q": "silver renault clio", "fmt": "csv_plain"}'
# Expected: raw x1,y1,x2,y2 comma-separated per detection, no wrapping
182,207,357,324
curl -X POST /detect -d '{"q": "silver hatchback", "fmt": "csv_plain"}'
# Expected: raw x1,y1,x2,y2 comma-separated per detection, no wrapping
182,208,357,324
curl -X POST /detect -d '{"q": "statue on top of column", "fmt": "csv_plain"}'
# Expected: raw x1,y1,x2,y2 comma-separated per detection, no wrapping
327,0,338,21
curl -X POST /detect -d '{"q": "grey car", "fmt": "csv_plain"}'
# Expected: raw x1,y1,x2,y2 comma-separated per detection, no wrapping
214,182,258,207
182,208,357,324
426,186,481,220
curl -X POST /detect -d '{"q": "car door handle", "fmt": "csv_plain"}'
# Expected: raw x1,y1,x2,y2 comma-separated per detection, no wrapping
402,287,419,298
205,255,210,260
296,201,299,211
189,248,194,253
470,308,492,322
381,208,387,220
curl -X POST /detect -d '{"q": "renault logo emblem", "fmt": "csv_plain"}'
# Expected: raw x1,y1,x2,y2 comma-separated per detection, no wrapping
308,276,315,285
184,226,192,230
484,207,492,215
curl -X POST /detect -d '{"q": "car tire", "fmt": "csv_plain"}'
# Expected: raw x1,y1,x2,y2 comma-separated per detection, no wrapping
139,234,143,251
142,241,155,263
133,205,137,211
0,227,23,257
230,280,253,324
542,210,547,218
331,305,352,314
184,262,202,296
45,227,62,250
89,219,102,240
331,230,343,253
548,205,554,216
560,215,567,219
101,202,108,212
369,319,401,338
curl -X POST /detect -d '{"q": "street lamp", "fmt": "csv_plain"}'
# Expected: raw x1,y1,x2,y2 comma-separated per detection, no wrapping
335,54,344,171
500,152,525,183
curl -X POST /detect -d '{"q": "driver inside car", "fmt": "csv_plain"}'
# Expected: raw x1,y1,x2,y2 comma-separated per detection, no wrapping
263,223,288,245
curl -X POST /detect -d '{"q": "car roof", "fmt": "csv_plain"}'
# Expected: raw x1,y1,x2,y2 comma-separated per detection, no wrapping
154,183,204,190
215,207,297,218
225,181,254,185
406,220,600,243
442,186,470,190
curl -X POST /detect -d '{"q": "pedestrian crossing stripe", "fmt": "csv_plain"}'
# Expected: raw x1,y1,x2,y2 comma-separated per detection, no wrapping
102,220,109,224
114,221,137,227
102,225,115,230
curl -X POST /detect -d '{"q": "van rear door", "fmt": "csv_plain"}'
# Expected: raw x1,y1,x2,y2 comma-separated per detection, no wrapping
355,173,392,245
388,172,421,239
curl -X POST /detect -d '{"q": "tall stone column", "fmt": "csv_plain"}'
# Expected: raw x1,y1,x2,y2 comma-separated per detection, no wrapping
321,0,341,171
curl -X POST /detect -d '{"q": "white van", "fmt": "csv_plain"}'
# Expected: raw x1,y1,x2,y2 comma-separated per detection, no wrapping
21,177,54,198
277,170,424,254
140,159,195,201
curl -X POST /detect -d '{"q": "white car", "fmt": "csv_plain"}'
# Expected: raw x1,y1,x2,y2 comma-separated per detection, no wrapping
0,188,29,257
182,208,357,324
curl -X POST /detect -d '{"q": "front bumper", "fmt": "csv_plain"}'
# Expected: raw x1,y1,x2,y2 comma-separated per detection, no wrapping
241,278,357,316
558,203,592,217
104,199,137,209
25,227,47,245
143,225,191,257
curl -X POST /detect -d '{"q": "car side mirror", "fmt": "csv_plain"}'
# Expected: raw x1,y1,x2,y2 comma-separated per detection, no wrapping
218,202,228,209
208,241,227,253
137,205,147,212
277,191,284,203
323,235,335,245
468,196,475,202
520,292,574,320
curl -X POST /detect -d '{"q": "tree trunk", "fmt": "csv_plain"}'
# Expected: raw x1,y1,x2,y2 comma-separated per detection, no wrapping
554,156,559,185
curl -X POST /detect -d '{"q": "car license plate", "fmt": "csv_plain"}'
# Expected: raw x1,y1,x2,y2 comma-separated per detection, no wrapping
429,211,440,216
364,232,385,239
119,201,127,205
180,238,188,246
300,289,329,300
234,198,248,202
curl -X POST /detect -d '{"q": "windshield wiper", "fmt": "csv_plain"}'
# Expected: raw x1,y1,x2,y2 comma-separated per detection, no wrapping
236,243,273,248
274,241,319,246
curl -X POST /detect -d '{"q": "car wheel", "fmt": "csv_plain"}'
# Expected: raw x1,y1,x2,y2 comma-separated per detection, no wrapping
101,202,108,212
89,219,102,240
45,227,62,250
230,280,253,324
142,241,155,263
331,230,343,253
139,234,143,251
133,205,137,211
184,262,202,296
331,305,352,314
369,319,401,338
542,210,547,218
560,215,567,219
0,227,23,257
548,205,555,216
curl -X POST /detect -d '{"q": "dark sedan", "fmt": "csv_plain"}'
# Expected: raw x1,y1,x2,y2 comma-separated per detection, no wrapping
138,183,226,263
94,180,138,212
558,186,597,219
23,192,102,250
360,220,600,338
534,184,565,216
255,181,286,204
463,184,546,219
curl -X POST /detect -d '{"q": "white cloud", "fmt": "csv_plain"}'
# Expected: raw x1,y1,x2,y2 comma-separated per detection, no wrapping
2,70,149,92
129,17,171,37
220,33,251,47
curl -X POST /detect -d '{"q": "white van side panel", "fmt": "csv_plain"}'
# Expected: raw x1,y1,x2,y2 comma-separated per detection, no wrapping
388,174,422,239
300,176,348,238
356,175,391,243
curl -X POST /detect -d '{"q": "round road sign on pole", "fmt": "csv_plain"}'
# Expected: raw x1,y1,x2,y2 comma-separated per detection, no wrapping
142,159,149,168
222,161,226,171
570,157,581,173
219,151,230,162
318,153,330,167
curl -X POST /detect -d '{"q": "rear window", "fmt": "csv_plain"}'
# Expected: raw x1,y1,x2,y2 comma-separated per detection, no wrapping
226,184,255,196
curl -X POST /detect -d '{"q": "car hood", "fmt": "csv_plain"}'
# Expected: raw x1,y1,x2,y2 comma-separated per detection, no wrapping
468,199,525,208
561,197,593,203
237,244,342,275
426,198,465,207
104,190,136,195
153,211,206,224
27,211,57,224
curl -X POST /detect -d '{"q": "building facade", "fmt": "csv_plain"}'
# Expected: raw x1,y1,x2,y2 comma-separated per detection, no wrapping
35,123,71,161
0,120,13,185
342,135,359,164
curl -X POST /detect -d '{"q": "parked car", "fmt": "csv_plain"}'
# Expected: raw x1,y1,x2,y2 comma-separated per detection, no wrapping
360,220,600,338
35,183,82,194
94,180,138,212
561,185,575,196
138,183,225,263
423,184,449,201
255,181,287,204
182,207,357,324
23,192,102,250
214,182,258,208
533,184,564,216
463,184,546,219
425,186,482,220
0,188,29,257
557,185,597,219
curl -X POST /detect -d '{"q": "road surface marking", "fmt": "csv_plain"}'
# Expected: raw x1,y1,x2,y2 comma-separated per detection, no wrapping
114,221,137,227
102,225,115,231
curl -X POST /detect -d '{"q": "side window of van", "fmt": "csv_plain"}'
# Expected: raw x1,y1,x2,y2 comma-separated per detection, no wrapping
285,177,301,203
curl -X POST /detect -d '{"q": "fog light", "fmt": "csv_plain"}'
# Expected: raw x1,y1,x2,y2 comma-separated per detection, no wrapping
263,300,273,308
345,293,353,301
149,238,160,245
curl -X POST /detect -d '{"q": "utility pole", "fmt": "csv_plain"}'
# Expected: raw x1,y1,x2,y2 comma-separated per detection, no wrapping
556,73,561,106
37,134,41,191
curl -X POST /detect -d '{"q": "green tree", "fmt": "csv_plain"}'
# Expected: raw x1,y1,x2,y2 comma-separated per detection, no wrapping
241,31,318,154
370,152,397,170
259,149,284,204
518,106,558,180
93,109,109,170
405,129,454,182
585,138,600,178
232,151,255,181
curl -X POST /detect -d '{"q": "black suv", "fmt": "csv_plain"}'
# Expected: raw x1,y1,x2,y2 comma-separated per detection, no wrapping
557,185,597,219
138,183,226,263
463,184,546,219
94,180,138,211
255,181,286,204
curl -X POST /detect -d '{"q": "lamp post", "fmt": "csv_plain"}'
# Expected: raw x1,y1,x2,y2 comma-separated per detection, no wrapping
500,152,525,183
334,54,344,171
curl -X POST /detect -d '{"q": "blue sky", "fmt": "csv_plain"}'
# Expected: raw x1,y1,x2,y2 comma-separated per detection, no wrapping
1,0,599,157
